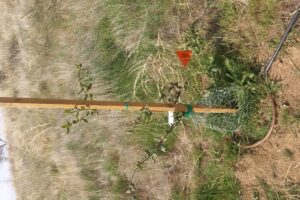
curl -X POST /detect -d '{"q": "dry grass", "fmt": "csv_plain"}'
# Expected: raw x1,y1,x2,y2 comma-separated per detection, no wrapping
0,1,100,199
0,0,119,199
0,0,204,199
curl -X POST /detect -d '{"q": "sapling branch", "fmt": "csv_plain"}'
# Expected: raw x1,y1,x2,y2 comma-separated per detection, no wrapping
127,112,183,196
62,64,97,133
127,106,153,133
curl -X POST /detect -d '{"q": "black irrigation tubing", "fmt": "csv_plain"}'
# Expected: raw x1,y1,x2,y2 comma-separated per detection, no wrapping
263,5,300,75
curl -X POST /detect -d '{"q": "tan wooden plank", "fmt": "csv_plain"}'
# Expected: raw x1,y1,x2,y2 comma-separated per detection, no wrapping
0,97,237,113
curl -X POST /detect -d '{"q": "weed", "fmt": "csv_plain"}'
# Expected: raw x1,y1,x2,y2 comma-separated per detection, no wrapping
257,179,300,200
104,158,119,176
171,187,188,200
285,183,300,199
76,63,93,100
49,163,59,175
281,108,291,124
258,178,285,200
217,1,239,31
195,129,241,200
252,189,260,200
65,141,80,151
281,107,300,126
196,172,240,200
57,189,68,200
283,148,294,160
248,0,278,26
113,176,132,199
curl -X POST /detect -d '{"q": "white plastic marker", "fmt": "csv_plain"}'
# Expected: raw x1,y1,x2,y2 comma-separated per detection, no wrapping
168,111,174,125
0,109,17,200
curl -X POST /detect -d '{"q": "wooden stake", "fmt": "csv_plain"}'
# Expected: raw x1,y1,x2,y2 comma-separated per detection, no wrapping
0,97,237,113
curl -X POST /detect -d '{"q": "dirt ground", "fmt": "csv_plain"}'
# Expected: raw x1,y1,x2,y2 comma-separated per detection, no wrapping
236,45,300,199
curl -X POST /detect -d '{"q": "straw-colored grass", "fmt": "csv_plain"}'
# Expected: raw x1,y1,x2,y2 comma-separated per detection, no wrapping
0,0,202,199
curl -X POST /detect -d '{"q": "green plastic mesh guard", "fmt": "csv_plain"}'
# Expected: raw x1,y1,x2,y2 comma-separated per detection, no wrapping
194,87,240,132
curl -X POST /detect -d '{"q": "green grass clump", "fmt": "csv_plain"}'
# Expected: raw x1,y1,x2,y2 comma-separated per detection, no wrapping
90,0,173,101
129,113,178,153
281,107,300,126
257,178,300,200
171,188,189,200
196,174,240,200
92,17,137,99
258,178,285,200
195,130,240,200
112,176,132,199
248,0,278,26
217,1,239,30
283,148,294,160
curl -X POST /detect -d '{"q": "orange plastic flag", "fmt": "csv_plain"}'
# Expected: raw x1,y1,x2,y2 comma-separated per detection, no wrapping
176,50,192,67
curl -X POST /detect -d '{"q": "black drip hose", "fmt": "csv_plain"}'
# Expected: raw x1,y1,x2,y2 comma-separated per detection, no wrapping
263,5,300,75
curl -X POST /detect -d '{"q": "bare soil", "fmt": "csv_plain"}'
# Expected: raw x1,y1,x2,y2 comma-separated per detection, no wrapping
236,45,300,199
